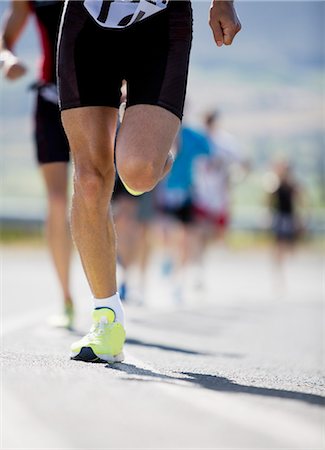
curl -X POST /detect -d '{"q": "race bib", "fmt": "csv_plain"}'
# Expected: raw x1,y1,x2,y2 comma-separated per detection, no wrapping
84,0,168,29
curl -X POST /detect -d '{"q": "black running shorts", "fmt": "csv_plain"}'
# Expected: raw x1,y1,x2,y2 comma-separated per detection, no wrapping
57,1,193,120
34,93,70,164
161,200,194,225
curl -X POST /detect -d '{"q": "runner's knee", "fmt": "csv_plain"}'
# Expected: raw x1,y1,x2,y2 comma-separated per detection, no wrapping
74,163,115,205
118,157,161,192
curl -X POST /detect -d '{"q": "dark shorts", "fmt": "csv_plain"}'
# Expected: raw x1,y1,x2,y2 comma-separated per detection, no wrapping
161,200,194,225
34,93,70,164
273,213,298,242
57,0,192,119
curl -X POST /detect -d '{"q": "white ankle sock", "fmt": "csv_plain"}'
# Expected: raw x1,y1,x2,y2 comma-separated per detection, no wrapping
93,293,125,327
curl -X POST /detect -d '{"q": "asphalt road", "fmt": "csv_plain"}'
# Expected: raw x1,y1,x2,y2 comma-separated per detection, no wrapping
1,245,324,449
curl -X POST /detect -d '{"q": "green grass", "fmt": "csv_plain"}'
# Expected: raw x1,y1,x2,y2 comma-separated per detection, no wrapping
1,223,322,253
0,224,45,246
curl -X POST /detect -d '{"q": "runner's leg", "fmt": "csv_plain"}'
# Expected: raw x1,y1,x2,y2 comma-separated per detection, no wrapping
61,106,127,362
61,106,118,299
116,105,180,193
41,162,72,305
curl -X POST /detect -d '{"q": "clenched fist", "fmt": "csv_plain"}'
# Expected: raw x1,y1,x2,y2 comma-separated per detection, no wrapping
209,0,241,47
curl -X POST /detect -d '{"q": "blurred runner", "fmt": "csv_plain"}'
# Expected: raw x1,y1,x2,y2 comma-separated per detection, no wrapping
192,110,248,245
157,124,210,298
113,184,155,304
0,1,74,328
266,160,306,289
57,0,241,363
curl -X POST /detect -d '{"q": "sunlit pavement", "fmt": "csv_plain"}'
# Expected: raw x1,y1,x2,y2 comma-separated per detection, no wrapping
1,245,324,449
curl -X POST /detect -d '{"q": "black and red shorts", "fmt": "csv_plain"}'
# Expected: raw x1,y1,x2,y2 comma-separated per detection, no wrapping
57,0,193,120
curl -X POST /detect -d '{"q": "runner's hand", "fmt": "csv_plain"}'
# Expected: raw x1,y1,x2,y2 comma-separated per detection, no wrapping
1,50,27,80
209,0,241,47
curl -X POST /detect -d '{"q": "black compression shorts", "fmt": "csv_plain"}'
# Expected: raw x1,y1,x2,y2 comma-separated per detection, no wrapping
34,92,70,164
57,0,192,120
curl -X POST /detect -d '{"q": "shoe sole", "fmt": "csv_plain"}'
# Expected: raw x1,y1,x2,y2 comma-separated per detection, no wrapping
71,347,125,363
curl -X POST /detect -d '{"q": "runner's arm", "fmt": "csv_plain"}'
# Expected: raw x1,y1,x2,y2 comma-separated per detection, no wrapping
209,0,241,47
0,1,30,80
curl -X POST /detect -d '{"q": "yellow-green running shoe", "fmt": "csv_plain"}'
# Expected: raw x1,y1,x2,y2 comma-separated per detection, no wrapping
70,308,125,363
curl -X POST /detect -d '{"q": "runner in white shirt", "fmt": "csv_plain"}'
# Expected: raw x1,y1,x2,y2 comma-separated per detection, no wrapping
192,110,247,242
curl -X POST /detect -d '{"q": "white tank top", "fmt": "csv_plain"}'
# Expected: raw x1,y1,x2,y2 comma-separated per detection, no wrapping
84,0,168,29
